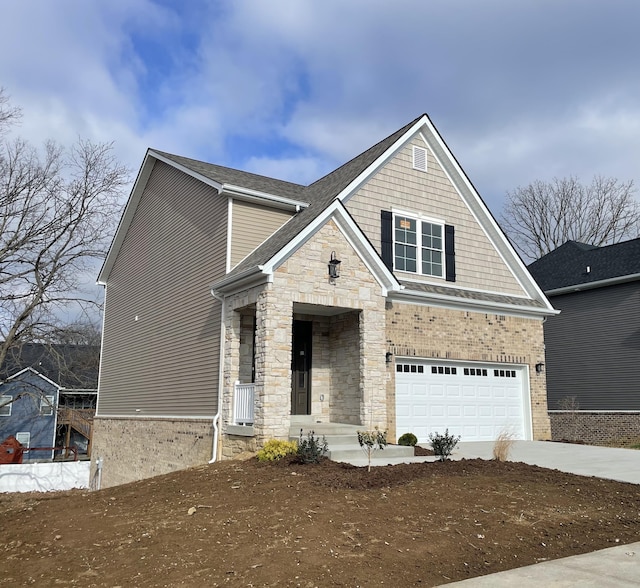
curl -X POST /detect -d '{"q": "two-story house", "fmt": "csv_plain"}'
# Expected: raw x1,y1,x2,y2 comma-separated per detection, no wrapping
0,344,98,460
94,114,556,487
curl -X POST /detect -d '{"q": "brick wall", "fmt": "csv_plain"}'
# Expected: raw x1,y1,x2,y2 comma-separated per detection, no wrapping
91,417,213,488
385,302,551,440
549,412,640,445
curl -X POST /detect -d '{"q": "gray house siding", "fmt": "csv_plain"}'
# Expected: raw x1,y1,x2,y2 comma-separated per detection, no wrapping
544,281,640,411
98,160,226,417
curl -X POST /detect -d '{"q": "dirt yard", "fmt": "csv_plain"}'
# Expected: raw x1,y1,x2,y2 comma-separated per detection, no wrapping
1,455,640,587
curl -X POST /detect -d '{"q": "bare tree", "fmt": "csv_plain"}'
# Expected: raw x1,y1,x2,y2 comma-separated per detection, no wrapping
0,90,129,370
501,176,640,261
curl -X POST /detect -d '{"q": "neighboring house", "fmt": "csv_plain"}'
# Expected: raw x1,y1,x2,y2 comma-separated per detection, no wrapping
94,114,557,487
528,238,640,444
0,344,98,460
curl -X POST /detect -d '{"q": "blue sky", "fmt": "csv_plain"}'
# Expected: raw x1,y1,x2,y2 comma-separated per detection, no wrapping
1,0,639,217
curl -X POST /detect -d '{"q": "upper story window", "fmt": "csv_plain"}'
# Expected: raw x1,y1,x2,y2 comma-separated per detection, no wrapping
394,214,443,278
0,395,12,416
40,395,55,416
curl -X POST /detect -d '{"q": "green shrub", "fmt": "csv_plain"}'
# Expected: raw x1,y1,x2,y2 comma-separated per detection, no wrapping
296,430,329,464
397,432,418,447
428,429,461,461
256,439,298,462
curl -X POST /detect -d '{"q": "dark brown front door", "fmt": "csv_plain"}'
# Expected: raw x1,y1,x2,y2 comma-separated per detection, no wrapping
291,320,312,415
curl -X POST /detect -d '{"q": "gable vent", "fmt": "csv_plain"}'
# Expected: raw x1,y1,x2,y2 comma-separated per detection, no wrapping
412,146,427,172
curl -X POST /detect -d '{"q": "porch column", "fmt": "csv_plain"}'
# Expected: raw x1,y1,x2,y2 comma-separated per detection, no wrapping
253,287,293,441
221,305,242,428
359,307,387,429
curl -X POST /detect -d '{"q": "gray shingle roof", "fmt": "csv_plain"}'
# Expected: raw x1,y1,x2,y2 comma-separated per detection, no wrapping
155,116,424,285
152,151,306,202
528,239,640,291
399,281,548,309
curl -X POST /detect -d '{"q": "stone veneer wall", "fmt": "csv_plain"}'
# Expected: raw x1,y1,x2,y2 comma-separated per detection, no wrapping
329,311,361,424
91,417,214,488
385,302,551,441
549,412,640,445
220,218,387,456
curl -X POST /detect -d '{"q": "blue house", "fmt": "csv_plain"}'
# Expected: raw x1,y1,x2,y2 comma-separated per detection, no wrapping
0,368,59,461
0,344,98,461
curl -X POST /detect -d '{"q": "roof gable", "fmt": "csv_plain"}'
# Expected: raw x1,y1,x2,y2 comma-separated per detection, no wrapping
528,238,640,292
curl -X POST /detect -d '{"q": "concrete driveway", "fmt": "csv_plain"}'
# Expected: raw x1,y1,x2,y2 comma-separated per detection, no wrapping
452,440,640,485
439,441,640,587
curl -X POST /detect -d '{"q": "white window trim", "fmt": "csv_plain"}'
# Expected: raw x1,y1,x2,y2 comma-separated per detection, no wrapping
392,211,445,278
16,431,30,449
40,395,55,417
0,395,12,416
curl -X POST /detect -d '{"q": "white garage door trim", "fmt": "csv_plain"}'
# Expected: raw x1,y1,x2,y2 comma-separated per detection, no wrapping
395,358,532,443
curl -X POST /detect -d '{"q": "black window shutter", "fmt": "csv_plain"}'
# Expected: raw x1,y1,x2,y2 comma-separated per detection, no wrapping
381,210,393,271
445,224,456,282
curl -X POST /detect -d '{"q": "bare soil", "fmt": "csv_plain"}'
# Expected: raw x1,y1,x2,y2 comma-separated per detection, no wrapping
1,456,640,587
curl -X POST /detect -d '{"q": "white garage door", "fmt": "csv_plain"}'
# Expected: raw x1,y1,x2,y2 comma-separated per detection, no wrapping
395,360,530,443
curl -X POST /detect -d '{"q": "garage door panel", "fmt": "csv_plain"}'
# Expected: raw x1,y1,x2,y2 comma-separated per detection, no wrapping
396,361,527,443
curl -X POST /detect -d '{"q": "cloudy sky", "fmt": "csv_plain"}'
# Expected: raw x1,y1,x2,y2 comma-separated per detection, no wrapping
1,0,639,218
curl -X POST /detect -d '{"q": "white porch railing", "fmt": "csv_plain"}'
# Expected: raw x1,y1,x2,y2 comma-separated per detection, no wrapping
234,381,255,425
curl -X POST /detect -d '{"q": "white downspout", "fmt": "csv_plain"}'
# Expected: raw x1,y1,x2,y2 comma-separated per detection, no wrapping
209,289,226,463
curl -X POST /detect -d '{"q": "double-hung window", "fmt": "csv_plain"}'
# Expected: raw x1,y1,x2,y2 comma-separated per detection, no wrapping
0,395,12,416
394,214,444,278
40,395,55,416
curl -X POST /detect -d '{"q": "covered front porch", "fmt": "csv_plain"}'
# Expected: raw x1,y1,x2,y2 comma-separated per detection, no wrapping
228,301,373,433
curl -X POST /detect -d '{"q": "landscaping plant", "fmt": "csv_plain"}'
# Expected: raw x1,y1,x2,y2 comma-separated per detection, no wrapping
296,429,329,463
492,430,515,462
428,429,461,461
357,427,388,472
256,439,298,462
397,432,418,447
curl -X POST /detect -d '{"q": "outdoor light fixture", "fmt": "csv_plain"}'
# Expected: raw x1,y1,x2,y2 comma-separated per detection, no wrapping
385,352,393,364
535,362,545,374
328,251,341,279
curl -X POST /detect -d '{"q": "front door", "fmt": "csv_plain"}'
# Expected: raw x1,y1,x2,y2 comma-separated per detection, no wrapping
291,320,312,415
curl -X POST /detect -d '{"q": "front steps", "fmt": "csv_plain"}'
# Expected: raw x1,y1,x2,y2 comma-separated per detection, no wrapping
288,418,420,465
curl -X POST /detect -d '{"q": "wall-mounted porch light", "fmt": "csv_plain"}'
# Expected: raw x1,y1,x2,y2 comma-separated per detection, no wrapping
385,351,394,364
535,362,545,374
328,251,341,279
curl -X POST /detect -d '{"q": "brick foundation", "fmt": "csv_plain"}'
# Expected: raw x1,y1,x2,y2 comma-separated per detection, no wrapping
549,411,640,445
91,417,214,488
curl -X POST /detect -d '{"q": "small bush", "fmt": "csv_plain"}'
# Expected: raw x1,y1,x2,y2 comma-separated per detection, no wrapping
296,430,329,464
397,432,418,447
428,429,461,461
493,431,515,462
256,439,298,462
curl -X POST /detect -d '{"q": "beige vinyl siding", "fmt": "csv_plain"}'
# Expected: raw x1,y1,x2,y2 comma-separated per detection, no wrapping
346,137,525,296
230,199,292,268
99,160,226,417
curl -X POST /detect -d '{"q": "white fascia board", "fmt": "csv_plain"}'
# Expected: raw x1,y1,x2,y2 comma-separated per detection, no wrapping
223,184,309,211
261,200,401,295
333,115,555,315
545,272,640,296
8,367,61,389
149,150,223,193
211,265,270,295
338,116,429,202
390,288,559,319
419,127,554,311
